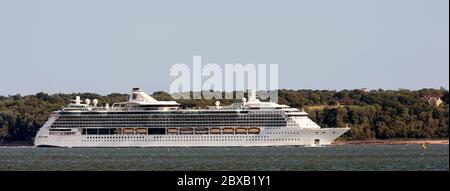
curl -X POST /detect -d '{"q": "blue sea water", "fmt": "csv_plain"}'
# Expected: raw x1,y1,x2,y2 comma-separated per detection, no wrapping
0,144,448,171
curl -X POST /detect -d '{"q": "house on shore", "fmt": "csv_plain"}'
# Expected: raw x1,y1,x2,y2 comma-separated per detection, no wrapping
422,96,443,107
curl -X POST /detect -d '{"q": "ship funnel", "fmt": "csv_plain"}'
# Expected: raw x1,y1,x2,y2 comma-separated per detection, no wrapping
129,88,158,103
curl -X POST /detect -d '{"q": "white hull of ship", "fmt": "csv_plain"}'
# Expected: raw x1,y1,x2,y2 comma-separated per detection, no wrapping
34,127,349,148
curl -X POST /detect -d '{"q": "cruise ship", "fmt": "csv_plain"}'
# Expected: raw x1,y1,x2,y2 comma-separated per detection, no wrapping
34,88,350,147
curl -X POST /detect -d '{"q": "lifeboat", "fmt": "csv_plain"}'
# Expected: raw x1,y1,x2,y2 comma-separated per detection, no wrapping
235,128,247,134
210,128,221,134
136,128,147,135
179,128,194,134
195,128,209,134
248,127,260,134
123,128,135,134
223,128,234,134
114,128,123,135
167,128,178,134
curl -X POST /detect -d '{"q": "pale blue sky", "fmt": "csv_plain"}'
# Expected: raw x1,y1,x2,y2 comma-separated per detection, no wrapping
0,0,448,95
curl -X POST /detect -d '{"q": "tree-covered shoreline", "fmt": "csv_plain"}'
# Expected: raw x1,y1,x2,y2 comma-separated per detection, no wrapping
0,88,448,144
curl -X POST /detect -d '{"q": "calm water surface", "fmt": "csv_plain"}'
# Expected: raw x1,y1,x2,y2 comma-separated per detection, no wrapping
0,145,448,171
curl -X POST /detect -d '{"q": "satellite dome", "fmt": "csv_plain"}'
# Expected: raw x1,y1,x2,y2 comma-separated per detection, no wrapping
92,99,98,107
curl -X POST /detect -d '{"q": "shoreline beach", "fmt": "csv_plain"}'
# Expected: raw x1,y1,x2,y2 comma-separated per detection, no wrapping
334,139,449,145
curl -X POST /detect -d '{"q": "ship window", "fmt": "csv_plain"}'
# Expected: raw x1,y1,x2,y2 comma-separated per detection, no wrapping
98,129,110,135
87,129,98,135
149,128,166,135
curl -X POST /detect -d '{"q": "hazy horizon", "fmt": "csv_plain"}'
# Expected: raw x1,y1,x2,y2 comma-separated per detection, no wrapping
1,0,448,95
